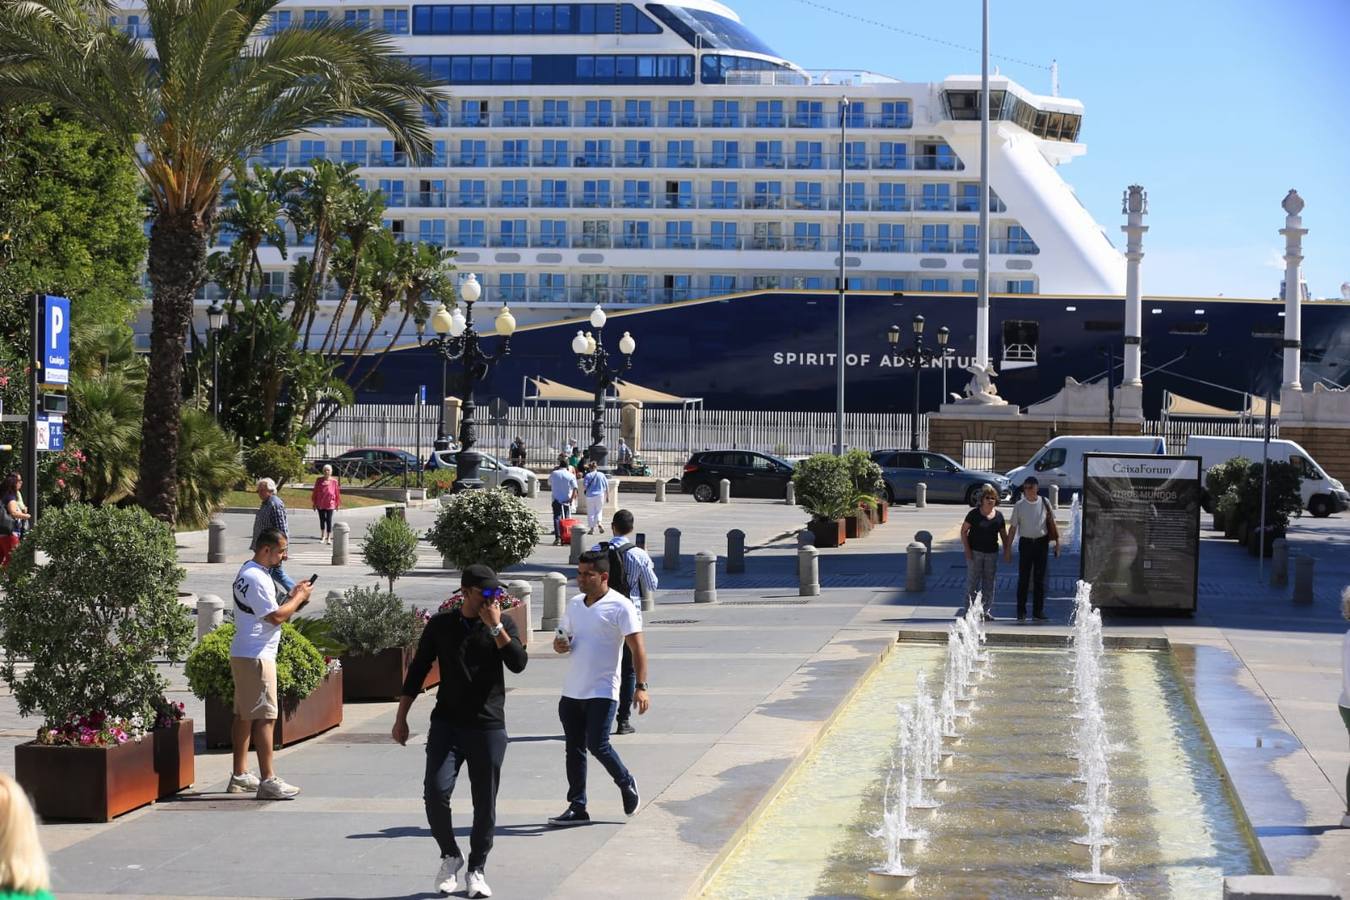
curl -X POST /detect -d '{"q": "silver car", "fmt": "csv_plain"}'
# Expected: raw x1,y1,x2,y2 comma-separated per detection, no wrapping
871,449,1011,506
428,450,536,496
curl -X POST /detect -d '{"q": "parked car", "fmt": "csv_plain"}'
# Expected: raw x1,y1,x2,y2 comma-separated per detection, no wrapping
427,450,536,496
1186,435,1348,517
681,450,794,502
871,449,1011,506
313,447,421,480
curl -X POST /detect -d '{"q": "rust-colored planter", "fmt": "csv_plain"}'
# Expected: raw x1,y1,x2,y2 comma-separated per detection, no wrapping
809,517,847,548
845,511,871,539
204,670,344,749
875,502,889,524
342,647,440,702
16,737,157,822
152,718,195,798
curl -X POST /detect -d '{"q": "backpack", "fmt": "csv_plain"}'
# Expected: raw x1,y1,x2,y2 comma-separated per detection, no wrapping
605,540,632,599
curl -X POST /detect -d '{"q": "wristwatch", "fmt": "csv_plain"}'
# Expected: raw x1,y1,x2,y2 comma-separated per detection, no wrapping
488,623,504,637
635,682,649,691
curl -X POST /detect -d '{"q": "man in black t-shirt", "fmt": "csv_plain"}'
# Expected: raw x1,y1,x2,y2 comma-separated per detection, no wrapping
393,564,527,899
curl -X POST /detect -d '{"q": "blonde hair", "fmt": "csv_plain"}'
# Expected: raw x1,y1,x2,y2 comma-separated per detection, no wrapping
978,484,999,503
0,774,50,893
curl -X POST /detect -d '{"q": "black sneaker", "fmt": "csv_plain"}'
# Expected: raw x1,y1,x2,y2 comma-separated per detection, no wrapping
1017,614,1027,622
1033,614,1051,622
620,779,640,816
547,806,591,827
615,720,635,736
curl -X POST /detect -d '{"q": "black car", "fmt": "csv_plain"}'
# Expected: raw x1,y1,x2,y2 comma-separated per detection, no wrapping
313,446,421,480
681,450,794,502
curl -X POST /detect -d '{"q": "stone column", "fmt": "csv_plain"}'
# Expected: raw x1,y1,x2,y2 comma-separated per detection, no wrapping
1121,184,1148,387
1280,190,1307,394
620,399,643,453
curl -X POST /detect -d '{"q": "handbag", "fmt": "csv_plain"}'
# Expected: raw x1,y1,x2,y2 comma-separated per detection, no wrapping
1041,496,1060,543
0,501,14,537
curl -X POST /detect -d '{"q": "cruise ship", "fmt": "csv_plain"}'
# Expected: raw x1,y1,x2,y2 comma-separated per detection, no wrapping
119,0,1123,338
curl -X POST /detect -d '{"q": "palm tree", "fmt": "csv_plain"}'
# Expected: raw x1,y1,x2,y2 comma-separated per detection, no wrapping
320,187,386,356
218,164,295,318
288,159,360,349
0,0,437,522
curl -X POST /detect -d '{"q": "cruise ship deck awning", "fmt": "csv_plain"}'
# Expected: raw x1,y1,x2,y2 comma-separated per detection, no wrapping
1163,391,1280,418
525,376,595,403
614,379,702,407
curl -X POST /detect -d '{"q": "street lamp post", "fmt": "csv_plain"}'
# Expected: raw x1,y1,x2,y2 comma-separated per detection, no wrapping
420,274,516,490
572,303,636,469
887,315,949,451
206,302,224,421
937,325,952,402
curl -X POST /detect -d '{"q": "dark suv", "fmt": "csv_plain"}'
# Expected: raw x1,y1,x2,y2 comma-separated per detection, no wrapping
681,450,794,502
313,447,421,480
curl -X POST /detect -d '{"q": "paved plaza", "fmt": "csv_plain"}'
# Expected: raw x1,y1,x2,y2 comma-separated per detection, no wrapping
4,489,1350,898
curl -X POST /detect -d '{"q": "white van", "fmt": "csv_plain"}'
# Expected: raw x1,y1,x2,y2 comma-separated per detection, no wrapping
1185,435,1348,518
1005,435,1167,494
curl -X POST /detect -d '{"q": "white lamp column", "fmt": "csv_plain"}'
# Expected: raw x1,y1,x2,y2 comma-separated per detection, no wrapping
1280,190,1306,394
1121,185,1147,387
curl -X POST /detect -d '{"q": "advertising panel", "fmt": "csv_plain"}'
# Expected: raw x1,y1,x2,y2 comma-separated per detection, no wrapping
1080,454,1201,612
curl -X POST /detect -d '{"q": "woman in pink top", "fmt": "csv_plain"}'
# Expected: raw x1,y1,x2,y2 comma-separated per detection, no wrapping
311,464,342,544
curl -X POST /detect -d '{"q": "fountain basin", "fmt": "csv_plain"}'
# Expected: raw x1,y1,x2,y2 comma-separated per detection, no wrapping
940,733,961,747
906,801,940,820
1069,838,1114,862
867,867,917,894
1069,873,1122,897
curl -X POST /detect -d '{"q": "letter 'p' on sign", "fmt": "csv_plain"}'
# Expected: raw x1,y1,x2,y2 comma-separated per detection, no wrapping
42,294,70,385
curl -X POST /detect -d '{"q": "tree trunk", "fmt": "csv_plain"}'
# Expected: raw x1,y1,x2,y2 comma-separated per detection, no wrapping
136,210,210,522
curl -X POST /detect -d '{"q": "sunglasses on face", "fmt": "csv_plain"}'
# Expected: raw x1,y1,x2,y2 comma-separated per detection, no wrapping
481,586,505,600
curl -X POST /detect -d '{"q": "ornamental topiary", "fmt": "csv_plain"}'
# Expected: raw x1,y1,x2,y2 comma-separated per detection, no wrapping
0,504,193,733
362,514,421,591
323,586,422,656
1235,459,1304,530
245,440,305,489
791,453,855,522
1204,456,1251,512
428,488,541,572
184,623,325,705
844,448,885,503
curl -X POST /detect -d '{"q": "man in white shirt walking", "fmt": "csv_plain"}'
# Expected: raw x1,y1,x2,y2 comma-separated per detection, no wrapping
547,550,649,827
227,528,313,799
582,461,609,534
548,455,578,546
1005,476,1060,622
592,509,658,735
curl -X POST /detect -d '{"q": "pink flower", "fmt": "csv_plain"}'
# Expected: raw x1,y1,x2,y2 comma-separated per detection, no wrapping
55,478,65,489
78,732,94,745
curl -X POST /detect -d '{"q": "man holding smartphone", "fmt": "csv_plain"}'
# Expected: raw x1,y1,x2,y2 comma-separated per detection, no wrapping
393,564,527,899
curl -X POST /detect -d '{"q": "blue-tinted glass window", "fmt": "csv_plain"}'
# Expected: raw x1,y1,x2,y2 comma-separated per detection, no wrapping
624,99,652,126
457,179,486,207
302,10,329,28
844,101,864,128
340,139,367,164
710,181,738,209
621,180,651,208
1007,279,1035,293
621,220,650,249
881,101,912,127
298,139,326,161
498,219,528,247
792,222,822,250
712,100,740,126
554,4,571,30
793,181,822,210
497,272,526,302
384,8,409,32
542,99,569,125
499,179,527,207
960,224,980,253
413,6,432,32
962,279,978,292
345,9,371,27
595,56,616,79
514,5,533,31
534,4,554,31
843,182,865,210
378,178,406,205
457,219,485,247
755,100,784,127
709,221,737,249
541,178,568,206
709,274,736,293
419,219,447,244
921,278,950,292
539,220,567,248
581,179,611,207
921,224,950,252
452,5,470,30
878,223,904,251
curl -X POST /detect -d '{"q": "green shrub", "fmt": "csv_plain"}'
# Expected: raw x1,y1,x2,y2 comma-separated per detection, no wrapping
426,470,456,498
0,504,193,730
184,622,325,704
1235,460,1303,529
1204,456,1251,509
791,453,855,522
844,448,885,501
428,488,541,572
289,614,347,657
362,514,421,591
323,586,421,656
176,407,246,529
246,441,305,489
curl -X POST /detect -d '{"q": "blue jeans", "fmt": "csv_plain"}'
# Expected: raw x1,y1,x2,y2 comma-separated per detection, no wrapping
558,697,633,809
616,644,635,725
425,720,507,871
270,564,296,594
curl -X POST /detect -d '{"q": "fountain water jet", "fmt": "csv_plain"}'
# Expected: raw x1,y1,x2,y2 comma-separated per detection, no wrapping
868,703,921,891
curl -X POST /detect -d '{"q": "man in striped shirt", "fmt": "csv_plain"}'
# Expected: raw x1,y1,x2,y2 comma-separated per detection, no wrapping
593,508,658,736
251,478,296,592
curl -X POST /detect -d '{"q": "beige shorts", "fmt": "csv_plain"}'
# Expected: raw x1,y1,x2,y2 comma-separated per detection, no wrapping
231,657,279,720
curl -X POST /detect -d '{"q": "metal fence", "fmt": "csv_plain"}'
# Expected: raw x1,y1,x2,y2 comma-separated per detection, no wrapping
1145,416,1278,454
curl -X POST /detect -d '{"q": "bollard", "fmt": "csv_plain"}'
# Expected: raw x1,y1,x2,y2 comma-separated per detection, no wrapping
915,483,927,509
797,529,815,548
506,580,532,646
906,542,927,592
569,524,587,565
1293,556,1315,605
332,521,350,565
541,571,568,631
385,504,407,520
639,579,655,612
726,528,746,574
798,546,820,597
694,551,717,603
527,477,538,499
1049,484,1060,510
607,478,620,506
719,478,731,504
196,595,225,641
654,480,667,502
785,481,796,506
1271,539,1289,588
663,527,682,571
915,530,933,575
207,518,228,563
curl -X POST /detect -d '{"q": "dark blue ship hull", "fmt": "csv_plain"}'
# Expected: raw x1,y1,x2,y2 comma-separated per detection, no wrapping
352,291,1350,418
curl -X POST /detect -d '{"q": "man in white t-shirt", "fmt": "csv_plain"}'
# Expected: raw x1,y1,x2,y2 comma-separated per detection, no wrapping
582,461,609,534
546,549,649,827
227,527,313,800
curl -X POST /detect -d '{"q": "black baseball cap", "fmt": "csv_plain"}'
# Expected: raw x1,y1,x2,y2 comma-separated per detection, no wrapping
461,564,502,591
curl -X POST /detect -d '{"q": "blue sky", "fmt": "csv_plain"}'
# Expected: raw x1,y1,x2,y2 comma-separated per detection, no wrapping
730,0,1350,300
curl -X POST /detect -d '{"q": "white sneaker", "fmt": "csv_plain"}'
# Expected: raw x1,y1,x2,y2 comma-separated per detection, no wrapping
466,870,492,898
226,772,260,793
255,776,300,800
436,856,464,895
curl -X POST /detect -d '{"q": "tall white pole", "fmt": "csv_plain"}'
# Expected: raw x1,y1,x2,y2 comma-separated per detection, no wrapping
975,0,991,370
1121,185,1147,387
836,96,849,455
1280,190,1306,393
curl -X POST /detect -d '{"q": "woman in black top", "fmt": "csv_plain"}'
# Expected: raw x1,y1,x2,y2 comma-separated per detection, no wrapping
960,484,1010,619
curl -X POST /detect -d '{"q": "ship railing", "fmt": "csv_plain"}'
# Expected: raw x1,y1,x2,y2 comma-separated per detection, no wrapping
419,108,915,130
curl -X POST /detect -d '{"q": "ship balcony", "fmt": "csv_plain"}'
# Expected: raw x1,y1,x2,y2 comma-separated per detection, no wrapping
359,110,916,130
378,190,1005,215
239,150,963,172
355,231,1041,255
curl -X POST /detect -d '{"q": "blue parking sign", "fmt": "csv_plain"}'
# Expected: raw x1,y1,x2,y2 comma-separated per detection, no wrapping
47,420,64,451
43,295,70,385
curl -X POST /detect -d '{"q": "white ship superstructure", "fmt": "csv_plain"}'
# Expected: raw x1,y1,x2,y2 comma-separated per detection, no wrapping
118,0,1126,339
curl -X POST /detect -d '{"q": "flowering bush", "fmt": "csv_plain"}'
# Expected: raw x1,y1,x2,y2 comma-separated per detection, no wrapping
438,589,521,614
37,445,84,509
153,698,186,731
36,710,143,747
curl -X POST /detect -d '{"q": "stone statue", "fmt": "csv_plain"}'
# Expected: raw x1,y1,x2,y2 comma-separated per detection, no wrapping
953,362,1006,406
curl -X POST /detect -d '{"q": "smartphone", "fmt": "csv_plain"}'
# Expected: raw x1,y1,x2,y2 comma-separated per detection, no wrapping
307,573,319,585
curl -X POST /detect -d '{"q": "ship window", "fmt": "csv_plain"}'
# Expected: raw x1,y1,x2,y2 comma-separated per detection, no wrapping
646,4,780,56
1169,322,1209,335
